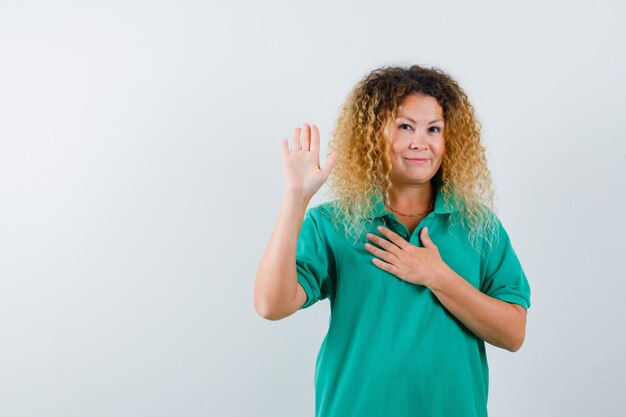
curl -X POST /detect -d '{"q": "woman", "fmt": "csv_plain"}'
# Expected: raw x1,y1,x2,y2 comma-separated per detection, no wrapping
254,64,531,417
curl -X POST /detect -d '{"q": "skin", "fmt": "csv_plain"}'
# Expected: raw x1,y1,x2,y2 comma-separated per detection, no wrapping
254,123,339,320
364,93,528,352
386,93,445,218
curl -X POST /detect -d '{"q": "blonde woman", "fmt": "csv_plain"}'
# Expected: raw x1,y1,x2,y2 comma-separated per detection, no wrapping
254,64,531,417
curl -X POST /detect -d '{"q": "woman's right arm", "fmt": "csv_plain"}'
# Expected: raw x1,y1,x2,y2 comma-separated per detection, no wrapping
254,190,311,320
253,123,338,321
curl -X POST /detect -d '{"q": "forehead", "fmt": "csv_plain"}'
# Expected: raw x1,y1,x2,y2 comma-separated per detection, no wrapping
395,94,443,120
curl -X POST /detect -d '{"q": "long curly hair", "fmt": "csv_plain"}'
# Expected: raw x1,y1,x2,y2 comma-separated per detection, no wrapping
324,64,499,255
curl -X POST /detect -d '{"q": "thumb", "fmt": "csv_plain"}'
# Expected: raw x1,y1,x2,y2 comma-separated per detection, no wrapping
321,150,339,178
421,227,434,247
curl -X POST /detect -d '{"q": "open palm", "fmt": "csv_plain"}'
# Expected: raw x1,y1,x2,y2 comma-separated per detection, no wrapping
281,123,339,200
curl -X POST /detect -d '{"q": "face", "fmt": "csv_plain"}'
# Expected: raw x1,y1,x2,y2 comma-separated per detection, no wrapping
387,93,445,187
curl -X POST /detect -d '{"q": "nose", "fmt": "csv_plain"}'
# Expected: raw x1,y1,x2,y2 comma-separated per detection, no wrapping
409,139,428,151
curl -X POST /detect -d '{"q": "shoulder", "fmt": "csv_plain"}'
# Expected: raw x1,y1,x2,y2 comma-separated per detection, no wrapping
303,200,347,242
446,204,509,261
306,200,340,222
480,209,518,265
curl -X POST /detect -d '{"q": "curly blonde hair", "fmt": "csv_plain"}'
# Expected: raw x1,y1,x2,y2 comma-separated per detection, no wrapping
324,64,499,255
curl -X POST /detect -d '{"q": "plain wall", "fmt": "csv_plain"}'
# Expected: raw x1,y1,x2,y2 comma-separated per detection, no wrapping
0,1,624,416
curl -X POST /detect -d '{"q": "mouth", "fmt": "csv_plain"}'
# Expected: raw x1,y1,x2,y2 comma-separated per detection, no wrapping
405,157,430,163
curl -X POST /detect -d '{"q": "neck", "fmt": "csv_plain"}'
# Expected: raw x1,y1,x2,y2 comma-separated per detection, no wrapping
385,182,434,215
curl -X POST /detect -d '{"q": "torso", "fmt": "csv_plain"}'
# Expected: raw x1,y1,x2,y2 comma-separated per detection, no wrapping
385,190,436,236
397,216,426,236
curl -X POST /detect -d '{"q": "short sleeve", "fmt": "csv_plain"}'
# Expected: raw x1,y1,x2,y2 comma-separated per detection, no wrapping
480,216,531,311
296,207,334,310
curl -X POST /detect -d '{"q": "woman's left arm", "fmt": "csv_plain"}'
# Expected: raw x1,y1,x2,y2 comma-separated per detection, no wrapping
365,225,527,352
427,263,527,352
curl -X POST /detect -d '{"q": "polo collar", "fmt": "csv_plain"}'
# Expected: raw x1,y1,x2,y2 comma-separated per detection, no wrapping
366,183,455,220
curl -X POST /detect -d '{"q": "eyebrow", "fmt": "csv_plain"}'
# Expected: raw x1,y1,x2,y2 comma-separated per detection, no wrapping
397,115,444,125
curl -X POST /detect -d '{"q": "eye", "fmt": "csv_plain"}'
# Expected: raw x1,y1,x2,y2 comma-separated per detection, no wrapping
399,123,413,131
429,126,442,133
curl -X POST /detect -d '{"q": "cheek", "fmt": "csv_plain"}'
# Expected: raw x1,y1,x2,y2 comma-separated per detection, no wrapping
389,144,403,159
435,139,445,156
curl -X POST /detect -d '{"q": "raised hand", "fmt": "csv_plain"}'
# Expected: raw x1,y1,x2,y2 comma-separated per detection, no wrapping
281,123,339,200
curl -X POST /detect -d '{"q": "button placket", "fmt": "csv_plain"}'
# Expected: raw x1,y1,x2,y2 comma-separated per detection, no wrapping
379,216,401,237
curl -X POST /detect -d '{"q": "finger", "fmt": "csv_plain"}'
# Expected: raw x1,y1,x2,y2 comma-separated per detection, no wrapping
281,138,290,155
291,127,302,151
301,123,311,151
366,232,400,255
371,257,396,274
321,150,339,178
377,226,409,249
364,242,396,264
310,124,320,155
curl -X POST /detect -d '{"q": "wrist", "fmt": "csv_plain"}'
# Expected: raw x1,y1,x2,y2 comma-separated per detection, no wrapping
282,189,312,209
427,261,452,292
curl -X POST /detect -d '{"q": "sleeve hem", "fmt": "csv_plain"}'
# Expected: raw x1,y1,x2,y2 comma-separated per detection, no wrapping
493,293,530,310
296,276,314,310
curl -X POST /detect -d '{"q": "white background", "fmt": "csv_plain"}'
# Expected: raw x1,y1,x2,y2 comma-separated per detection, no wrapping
1,1,624,416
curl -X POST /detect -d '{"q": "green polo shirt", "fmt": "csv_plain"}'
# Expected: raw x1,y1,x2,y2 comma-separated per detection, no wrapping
296,183,531,417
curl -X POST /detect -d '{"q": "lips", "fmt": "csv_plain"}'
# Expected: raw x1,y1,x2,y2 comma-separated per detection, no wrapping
405,157,430,161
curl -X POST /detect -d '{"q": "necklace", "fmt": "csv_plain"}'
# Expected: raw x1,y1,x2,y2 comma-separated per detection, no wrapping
384,192,435,218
